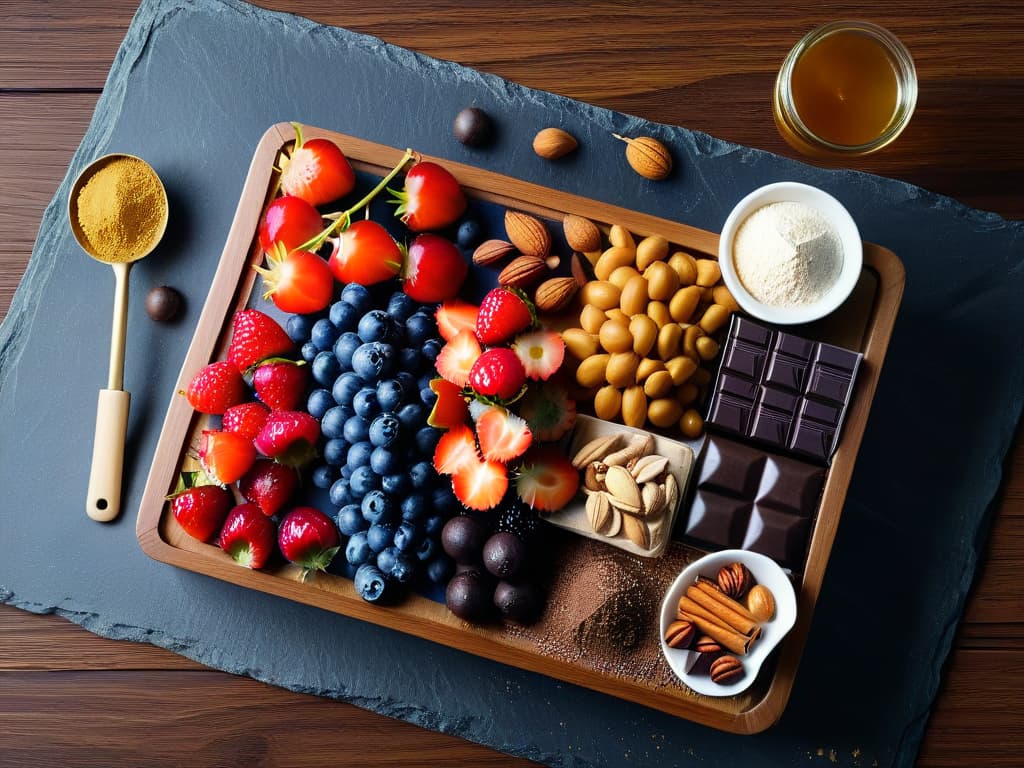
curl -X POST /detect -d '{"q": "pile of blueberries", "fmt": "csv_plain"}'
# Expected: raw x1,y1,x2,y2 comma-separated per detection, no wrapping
287,282,455,603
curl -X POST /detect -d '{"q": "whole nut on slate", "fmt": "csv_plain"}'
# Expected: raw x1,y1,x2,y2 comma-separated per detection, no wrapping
505,210,552,258
498,255,548,288
563,214,603,253
533,127,578,160
453,107,493,147
145,285,183,322
472,239,517,267
747,584,777,622
709,655,745,685
717,562,754,600
534,277,579,313
612,133,673,180
664,619,696,649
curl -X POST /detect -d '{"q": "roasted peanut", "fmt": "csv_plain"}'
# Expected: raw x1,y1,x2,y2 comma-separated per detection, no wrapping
562,328,599,360
695,258,722,287
668,251,698,285
696,335,720,360
699,303,731,334
629,314,658,357
682,323,705,361
595,246,636,281
647,300,671,328
594,385,622,421
712,285,740,312
608,265,640,290
679,408,704,439
580,280,621,310
669,285,701,323
580,303,606,334
606,351,641,388
676,382,699,407
648,397,683,428
656,323,682,360
644,261,680,301
621,385,647,428
643,369,674,399
609,225,635,250
635,357,665,382
665,355,698,386
576,354,610,388
619,275,649,316
598,319,633,353
635,235,669,271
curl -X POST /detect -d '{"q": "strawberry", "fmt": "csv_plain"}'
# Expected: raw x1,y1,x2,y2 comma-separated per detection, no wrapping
258,195,323,255
435,329,482,388
402,233,468,303
427,377,469,429
227,309,295,373
327,219,403,286
451,457,508,512
390,161,467,232
467,347,527,401
184,361,248,415
254,243,334,315
221,401,270,441
435,300,480,343
517,383,577,441
252,358,308,411
475,286,535,346
277,506,341,579
238,459,301,517
218,503,277,569
475,406,533,463
515,447,580,512
279,123,356,207
199,429,257,486
254,410,320,467
433,423,480,475
512,330,565,381
170,484,232,542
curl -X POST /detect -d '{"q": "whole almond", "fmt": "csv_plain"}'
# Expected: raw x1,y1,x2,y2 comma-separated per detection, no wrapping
640,481,666,518
533,127,578,160
613,134,673,180
505,210,552,258
585,491,613,534
605,465,642,510
747,585,777,622
534,277,578,313
563,214,603,253
498,254,547,288
571,434,619,468
472,239,517,267
621,513,651,549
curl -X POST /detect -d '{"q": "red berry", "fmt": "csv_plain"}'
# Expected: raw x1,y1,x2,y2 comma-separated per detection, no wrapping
238,459,301,517
227,309,295,373
221,401,271,441
184,361,248,415
433,423,480,476
475,406,533,464
254,245,334,315
218,503,276,569
516,447,579,512
258,195,323,255
435,300,479,343
252,359,308,411
198,429,257,486
254,410,320,467
327,219,403,286
426,378,469,430
170,485,232,542
279,124,356,207
277,507,341,577
402,234,468,303
435,329,482,388
390,161,467,232
451,458,508,512
475,287,535,346
467,347,526,401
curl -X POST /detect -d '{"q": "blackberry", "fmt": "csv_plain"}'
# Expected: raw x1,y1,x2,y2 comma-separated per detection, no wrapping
494,500,541,544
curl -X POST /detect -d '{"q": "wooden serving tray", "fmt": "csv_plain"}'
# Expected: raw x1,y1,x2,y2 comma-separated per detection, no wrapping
137,122,904,734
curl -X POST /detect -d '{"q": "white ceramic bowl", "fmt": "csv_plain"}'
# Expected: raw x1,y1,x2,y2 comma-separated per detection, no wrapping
659,549,797,697
718,181,862,325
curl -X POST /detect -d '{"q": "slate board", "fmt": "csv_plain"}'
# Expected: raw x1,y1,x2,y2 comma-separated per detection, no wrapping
2,1,1023,765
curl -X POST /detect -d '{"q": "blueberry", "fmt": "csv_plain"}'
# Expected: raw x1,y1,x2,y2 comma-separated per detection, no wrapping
312,350,342,386
341,283,372,314
395,371,418,398
354,563,389,602
421,337,443,363
322,438,349,467
332,332,362,370
423,514,446,536
311,317,341,351
332,371,364,405
301,341,319,363
415,426,442,455
376,379,405,411
357,310,393,343
346,440,374,469
286,313,316,343
345,532,373,566
349,465,381,497
387,292,417,323
420,385,438,408
416,535,437,562
456,218,482,249
335,561,360,580
404,312,437,347
393,521,419,552
307,388,335,419
321,406,349,439
376,546,400,575
343,414,371,444
417,372,436,392
382,473,412,497
361,490,397,525
366,523,395,553
370,446,400,475
335,504,366,537
329,299,360,331
340,463,353,479
431,486,459,515
368,412,401,448
388,551,417,584
351,342,395,381
400,493,427,523
398,347,424,375
311,463,336,489
426,555,454,584
352,387,382,419
410,461,434,490
329,477,353,508
396,402,425,431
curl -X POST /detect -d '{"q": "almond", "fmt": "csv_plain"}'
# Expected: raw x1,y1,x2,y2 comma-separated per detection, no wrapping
533,127,578,160
498,254,547,288
505,210,552,258
534,277,579,313
563,214,603,253
570,253,590,287
472,239,517,267
621,513,651,549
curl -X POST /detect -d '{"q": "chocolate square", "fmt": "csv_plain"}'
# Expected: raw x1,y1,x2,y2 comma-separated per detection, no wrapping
741,507,812,570
684,491,750,549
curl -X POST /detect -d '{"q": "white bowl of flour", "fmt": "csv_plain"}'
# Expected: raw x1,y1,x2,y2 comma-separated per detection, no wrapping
718,182,862,325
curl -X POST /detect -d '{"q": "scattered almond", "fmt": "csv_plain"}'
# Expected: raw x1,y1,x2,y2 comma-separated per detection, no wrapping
533,127,578,160
563,214,603,253
498,254,547,288
534,277,579,313
612,134,673,180
504,210,552,258
472,239,517,267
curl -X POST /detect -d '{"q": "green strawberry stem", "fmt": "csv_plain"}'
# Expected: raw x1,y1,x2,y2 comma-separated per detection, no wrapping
297,545,340,582
298,148,416,253
291,121,307,150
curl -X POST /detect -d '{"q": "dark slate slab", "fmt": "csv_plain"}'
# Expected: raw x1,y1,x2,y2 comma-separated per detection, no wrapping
2,1,1022,765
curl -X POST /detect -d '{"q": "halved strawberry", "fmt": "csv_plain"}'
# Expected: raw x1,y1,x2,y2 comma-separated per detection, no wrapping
518,383,577,442
452,458,508,512
512,330,566,381
221,401,270,441
252,358,308,411
227,309,295,373
170,484,232,542
433,423,479,475
475,286,534,346
219,503,276,570
198,429,257,486
254,411,320,467
515,446,579,512
435,329,482,388
279,123,356,207
475,407,533,464
238,459,301,517
427,377,469,429
184,361,248,415
467,347,526,402
435,300,479,343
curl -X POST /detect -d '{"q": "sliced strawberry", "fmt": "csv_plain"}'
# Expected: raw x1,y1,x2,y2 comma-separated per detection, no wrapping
512,330,566,381
238,459,301,517
198,429,257,486
221,401,271,441
467,347,526,402
515,446,579,512
253,358,308,411
518,383,577,441
218,503,277,569
475,407,533,464
227,309,295,373
435,300,480,343
435,329,482,388
254,410,320,467
451,458,508,512
184,361,248,415
278,506,341,579
279,123,356,207
433,423,479,476
427,377,469,429
475,286,535,346
170,484,232,542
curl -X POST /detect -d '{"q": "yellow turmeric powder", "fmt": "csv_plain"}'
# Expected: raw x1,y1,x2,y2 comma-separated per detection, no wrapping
75,156,165,262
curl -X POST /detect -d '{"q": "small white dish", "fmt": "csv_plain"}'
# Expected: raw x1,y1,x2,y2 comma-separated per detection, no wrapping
718,181,862,325
659,549,797,697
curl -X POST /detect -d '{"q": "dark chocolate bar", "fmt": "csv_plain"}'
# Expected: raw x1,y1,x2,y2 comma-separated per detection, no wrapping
682,435,825,569
705,316,862,463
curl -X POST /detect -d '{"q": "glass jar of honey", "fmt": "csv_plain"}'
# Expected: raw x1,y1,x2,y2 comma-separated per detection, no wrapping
773,21,917,157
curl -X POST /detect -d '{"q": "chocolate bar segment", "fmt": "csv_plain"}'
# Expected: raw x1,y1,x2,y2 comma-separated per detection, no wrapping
705,316,863,463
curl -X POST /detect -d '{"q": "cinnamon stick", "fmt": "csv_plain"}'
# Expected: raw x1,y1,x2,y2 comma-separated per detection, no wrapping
677,595,735,634
694,578,758,622
685,585,759,636
678,611,758,656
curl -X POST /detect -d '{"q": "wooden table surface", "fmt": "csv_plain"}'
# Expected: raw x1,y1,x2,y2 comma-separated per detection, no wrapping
1,2,1021,765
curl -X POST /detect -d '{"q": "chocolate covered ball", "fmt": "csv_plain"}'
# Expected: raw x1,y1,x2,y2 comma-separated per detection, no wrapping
482,531,527,580
453,107,493,147
445,570,492,622
441,515,488,564
144,285,183,322
494,580,542,624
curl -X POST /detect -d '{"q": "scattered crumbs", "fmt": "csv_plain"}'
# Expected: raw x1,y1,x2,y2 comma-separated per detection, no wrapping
852,748,861,758
829,749,837,763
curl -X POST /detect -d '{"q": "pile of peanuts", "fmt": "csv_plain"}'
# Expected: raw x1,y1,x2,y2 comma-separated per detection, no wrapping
562,223,737,438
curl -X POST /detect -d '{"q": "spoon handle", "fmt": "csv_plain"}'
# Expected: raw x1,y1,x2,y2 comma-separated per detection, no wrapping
86,388,131,522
